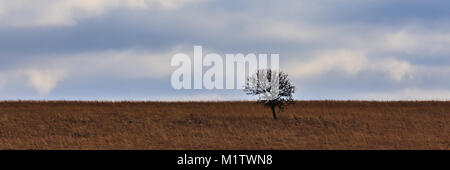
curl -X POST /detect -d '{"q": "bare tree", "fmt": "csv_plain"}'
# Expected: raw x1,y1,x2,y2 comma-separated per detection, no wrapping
244,69,295,120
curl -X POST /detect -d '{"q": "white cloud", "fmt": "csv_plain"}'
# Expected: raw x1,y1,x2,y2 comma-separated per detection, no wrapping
0,48,177,95
0,0,203,27
286,50,415,82
377,58,414,82
155,0,203,9
26,69,68,95
383,31,419,52
247,19,450,57
375,28,450,55
0,67,68,95
291,50,367,76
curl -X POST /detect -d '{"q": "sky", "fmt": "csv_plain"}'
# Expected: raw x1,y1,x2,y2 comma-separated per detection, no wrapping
0,0,449,101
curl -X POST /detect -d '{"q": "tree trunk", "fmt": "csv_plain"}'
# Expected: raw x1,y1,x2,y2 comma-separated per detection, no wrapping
270,105,277,120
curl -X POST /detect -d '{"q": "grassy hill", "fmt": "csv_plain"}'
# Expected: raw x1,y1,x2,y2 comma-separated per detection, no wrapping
0,101,448,149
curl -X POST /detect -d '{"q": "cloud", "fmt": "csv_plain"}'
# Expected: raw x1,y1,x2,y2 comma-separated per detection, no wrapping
0,48,177,95
383,31,419,52
0,67,68,95
286,50,415,82
0,0,203,27
0,0,450,100
372,28,450,55
26,69,67,95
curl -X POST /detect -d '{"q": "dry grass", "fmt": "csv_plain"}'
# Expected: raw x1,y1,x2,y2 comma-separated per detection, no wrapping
0,101,448,150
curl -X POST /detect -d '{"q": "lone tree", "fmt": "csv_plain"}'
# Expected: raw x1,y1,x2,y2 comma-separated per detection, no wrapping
244,69,295,120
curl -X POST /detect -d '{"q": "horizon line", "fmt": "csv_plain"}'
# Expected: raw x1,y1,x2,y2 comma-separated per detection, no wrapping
0,99,449,102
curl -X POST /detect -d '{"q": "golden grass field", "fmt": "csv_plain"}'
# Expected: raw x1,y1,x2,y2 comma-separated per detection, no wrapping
0,101,448,150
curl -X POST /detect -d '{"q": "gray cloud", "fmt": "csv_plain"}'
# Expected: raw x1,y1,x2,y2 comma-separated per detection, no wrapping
0,0,449,100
